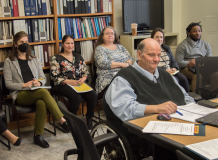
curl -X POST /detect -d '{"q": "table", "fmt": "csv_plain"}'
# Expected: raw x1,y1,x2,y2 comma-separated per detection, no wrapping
123,113,218,159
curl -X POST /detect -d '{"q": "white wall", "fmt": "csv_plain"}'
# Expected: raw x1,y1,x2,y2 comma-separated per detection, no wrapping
180,0,218,56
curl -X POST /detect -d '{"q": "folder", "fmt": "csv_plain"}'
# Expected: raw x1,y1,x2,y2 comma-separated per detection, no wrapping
41,0,47,15
68,83,93,93
38,45,44,67
31,19,39,42
58,18,62,40
43,44,49,66
74,0,78,14
17,0,25,16
30,0,36,16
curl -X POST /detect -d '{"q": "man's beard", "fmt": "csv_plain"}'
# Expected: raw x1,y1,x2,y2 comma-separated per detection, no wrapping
189,35,201,42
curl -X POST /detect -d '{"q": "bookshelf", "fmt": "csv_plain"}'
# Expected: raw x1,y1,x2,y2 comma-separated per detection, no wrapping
0,0,115,65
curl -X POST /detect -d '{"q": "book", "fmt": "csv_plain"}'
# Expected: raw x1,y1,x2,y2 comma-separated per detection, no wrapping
67,83,93,93
22,86,51,90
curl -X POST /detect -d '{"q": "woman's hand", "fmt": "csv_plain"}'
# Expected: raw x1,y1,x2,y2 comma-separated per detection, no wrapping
121,63,129,68
22,81,34,88
69,80,80,86
77,76,87,85
166,68,176,74
126,60,132,65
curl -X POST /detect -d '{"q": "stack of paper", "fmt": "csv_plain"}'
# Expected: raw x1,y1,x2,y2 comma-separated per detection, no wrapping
170,103,218,122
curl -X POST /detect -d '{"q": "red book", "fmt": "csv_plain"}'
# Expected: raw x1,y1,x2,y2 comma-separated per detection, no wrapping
43,45,50,67
76,18,82,39
102,17,106,28
91,18,97,37
100,0,103,13
13,0,19,17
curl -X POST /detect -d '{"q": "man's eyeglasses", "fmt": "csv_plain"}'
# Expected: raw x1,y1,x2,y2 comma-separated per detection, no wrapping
104,32,115,35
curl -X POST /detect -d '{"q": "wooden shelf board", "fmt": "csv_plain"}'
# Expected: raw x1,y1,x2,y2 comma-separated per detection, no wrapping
0,41,56,49
58,37,98,43
0,15,54,20
57,12,113,17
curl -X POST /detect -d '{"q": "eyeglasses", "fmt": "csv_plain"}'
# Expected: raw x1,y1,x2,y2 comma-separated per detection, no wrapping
104,32,115,36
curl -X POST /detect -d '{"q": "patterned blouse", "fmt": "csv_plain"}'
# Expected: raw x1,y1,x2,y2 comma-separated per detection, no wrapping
158,48,170,70
50,52,89,86
94,44,133,93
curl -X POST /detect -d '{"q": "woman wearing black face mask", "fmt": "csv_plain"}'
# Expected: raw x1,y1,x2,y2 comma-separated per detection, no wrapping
3,31,69,148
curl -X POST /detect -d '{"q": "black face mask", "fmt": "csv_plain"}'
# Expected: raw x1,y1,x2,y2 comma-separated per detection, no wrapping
18,43,29,52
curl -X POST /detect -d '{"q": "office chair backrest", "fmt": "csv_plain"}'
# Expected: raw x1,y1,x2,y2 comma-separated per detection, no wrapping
195,57,218,99
176,150,194,160
57,101,100,160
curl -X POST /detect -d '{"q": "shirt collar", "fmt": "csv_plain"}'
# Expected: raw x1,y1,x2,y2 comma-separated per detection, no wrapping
132,61,159,81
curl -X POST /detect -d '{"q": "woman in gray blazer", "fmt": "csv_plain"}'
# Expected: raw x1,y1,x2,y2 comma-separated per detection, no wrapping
3,31,69,148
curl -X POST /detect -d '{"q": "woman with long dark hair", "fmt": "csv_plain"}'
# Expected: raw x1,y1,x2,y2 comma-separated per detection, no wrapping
3,31,69,148
50,35,97,130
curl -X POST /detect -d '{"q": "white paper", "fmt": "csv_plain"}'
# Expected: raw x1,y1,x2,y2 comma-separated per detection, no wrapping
178,103,218,115
142,121,194,136
185,138,218,159
170,109,204,123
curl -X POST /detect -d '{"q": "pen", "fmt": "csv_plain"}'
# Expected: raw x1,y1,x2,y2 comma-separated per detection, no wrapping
176,111,183,116
36,78,45,81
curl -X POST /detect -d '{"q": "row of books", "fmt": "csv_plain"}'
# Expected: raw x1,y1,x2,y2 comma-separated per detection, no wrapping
0,21,13,45
0,0,53,17
58,16,110,40
31,44,54,67
12,18,54,42
57,0,112,15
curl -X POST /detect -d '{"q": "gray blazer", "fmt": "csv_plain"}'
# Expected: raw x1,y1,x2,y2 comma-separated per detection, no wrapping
3,57,46,103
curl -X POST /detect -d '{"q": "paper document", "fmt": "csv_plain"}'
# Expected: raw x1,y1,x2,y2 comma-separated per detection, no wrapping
22,86,51,90
68,83,93,93
171,109,203,123
170,103,218,122
142,121,194,135
185,138,218,159
170,70,179,76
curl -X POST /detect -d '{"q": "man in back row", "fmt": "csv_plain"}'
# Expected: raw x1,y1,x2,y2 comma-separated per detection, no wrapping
175,22,212,92
103,38,195,159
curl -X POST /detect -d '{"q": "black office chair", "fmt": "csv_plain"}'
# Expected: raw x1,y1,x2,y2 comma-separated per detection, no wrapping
195,57,218,100
0,109,11,150
57,101,120,160
176,150,194,160
0,75,56,137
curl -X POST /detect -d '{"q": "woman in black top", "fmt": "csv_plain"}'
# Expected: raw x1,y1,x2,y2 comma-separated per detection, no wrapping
151,28,189,92
50,35,97,130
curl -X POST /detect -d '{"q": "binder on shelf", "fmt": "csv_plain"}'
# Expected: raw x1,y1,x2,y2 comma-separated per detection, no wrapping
58,18,62,40
90,0,94,13
41,0,47,15
30,0,36,16
43,44,49,66
87,0,91,13
108,0,111,12
49,19,54,40
77,0,81,13
60,18,65,39
63,0,67,14
27,19,33,42
56,0,60,14
72,18,78,39
9,0,14,17
31,19,39,42
97,0,100,13
67,0,71,14
59,0,63,14
35,0,38,15
17,0,25,16
38,45,44,67
37,0,42,15
84,0,88,13
81,0,85,13
46,0,51,15
74,0,78,14
24,0,30,16
70,0,74,14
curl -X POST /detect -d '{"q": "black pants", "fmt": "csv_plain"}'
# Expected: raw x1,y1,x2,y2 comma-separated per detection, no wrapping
55,85,97,117
0,118,7,134
174,72,189,92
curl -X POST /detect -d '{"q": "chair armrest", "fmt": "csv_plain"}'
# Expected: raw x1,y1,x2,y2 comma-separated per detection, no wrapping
188,92,202,102
93,133,119,147
64,149,80,160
